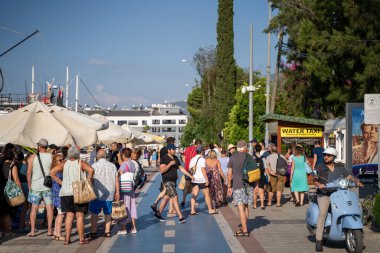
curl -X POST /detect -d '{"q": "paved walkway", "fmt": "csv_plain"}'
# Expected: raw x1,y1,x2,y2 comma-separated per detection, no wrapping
101,170,238,253
1,166,380,253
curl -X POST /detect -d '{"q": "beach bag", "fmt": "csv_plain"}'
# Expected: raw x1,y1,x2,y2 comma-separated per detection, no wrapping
4,163,25,207
72,160,96,204
120,163,134,193
304,156,312,174
242,154,259,183
178,175,187,190
276,154,287,176
111,200,128,221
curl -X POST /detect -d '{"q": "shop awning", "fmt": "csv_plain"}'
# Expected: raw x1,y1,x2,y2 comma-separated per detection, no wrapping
324,118,346,132
259,113,326,126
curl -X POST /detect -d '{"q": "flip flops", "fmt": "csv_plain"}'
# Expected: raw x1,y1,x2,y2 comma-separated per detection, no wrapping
233,230,249,237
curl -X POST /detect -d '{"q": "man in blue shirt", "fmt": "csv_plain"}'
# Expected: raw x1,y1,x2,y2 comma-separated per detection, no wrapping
312,140,324,170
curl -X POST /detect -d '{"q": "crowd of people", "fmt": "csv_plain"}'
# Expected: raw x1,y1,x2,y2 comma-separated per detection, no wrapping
0,140,144,245
0,136,363,251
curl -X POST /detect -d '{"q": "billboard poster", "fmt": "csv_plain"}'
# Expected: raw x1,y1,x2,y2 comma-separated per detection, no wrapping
347,103,379,197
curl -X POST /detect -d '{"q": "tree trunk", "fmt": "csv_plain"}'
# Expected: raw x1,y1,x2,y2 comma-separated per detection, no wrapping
270,29,284,113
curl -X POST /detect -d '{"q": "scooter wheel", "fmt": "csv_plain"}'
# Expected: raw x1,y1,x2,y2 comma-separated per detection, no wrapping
346,229,364,253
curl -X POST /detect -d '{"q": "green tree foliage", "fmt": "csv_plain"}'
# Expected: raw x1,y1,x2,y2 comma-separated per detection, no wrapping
268,0,380,118
224,78,266,145
214,0,237,132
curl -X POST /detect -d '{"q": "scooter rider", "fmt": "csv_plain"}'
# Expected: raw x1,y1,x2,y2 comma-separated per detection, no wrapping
312,147,363,252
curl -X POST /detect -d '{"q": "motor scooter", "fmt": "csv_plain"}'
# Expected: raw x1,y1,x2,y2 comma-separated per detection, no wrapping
306,177,364,253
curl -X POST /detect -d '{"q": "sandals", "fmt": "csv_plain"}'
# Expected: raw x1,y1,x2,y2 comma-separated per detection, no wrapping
54,235,65,241
102,232,111,238
79,239,90,245
209,210,219,215
190,212,199,215
234,230,250,237
64,240,72,245
87,232,97,239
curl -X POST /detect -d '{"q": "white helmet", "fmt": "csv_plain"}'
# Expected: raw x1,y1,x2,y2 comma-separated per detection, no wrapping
323,147,338,157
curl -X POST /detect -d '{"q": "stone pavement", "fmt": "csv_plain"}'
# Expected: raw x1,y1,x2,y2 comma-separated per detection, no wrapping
224,188,380,253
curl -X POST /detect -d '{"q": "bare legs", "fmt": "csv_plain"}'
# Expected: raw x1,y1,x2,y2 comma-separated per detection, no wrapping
29,204,38,236
54,213,65,238
190,186,216,214
237,204,249,232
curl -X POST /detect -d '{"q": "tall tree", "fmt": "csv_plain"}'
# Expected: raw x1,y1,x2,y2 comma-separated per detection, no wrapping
267,0,380,118
213,0,237,135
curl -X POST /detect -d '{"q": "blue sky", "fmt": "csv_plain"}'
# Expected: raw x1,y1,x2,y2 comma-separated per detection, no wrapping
0,0,277,108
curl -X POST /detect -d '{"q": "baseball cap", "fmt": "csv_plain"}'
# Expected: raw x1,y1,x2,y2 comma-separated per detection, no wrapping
37,138,48,147
166,143,177,150
236,140,247,148
227,144,236,151
249,138,258,143
196,145,204,154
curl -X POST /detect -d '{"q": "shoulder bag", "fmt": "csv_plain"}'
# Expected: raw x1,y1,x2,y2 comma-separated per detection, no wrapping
4,163,25,206
72,159,96,204
37,152,52,188
276,154,288,176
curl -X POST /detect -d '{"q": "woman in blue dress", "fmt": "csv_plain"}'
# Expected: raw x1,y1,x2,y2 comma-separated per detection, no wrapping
51,154,65,241
290,145,309,206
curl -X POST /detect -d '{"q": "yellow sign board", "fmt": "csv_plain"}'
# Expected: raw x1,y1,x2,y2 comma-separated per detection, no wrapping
280,127,323,138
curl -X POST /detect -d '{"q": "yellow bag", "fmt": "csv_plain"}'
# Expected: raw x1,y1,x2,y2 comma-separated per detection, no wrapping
112,200,128,221
72,160,97,204
247,169,261,183
178,175,186,190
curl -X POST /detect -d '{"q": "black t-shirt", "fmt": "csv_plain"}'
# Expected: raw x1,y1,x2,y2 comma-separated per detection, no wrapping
160,154,180,183
314,163,349,195
160,147,168,158
109,150,120,169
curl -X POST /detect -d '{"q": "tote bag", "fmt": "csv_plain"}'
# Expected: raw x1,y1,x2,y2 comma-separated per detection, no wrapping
72,160,96,204
111,200,128,221
4,163,25,207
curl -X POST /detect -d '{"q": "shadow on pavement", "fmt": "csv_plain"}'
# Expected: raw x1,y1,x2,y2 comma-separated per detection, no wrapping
248,216,270,231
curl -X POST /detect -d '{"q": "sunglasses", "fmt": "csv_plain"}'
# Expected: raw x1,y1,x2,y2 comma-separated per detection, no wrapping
57,159,63,162
323,154,333,157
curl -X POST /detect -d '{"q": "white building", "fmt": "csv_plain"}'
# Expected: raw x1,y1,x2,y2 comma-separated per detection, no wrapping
85,103,188,146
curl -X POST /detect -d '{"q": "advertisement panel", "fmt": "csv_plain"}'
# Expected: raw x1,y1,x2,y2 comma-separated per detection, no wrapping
347,103,379,197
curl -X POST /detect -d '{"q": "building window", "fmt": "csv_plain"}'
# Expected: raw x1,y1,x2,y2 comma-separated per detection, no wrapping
128,120,138,126
162,119,176,124
162,127,175,133
117,120,128,126
142,120,147,125
152,127,161,133
152,119,160,125
179,119,186,124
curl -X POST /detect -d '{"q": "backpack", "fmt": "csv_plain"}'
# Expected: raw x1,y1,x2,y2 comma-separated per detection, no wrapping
242,154,260,184
120,163,134,193
134,161,147,190
276,154,288,176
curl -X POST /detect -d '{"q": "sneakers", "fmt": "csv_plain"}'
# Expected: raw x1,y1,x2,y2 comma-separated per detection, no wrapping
315,240,323,251
117,230,127,235
178,218,186,224
154,213,166,221
151,205,157,213
131,229,137,234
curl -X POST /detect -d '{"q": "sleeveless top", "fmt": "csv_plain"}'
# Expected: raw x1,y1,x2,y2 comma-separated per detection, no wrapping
59,159,81,197
31,153,52,191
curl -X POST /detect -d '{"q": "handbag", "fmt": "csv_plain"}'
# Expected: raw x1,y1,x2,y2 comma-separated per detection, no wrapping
304,156,312,174
111,200,128,221
178,175,187,190
120,163,134,193
72,160,97,204
4,163,25,207
37,152,52,188
189,157,201,176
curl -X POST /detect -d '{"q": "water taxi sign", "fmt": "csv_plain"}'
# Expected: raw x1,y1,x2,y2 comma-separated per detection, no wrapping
364,94,380,124
280,127,323,138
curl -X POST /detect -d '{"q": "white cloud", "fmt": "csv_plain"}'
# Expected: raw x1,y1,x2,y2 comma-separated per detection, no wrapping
93,85,149,107
89,58,111,66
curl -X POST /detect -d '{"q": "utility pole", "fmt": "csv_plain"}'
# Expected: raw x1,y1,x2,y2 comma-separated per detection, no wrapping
265,2,272,147
249,24,253,154
75,74,79,112
65,66,69,108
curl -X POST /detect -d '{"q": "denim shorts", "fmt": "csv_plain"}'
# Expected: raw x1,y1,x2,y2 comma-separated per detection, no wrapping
233,186,253,206
89,199,113,215
28,189,53,206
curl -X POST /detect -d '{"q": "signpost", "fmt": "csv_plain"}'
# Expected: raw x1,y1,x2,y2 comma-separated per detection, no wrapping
364,94,380,190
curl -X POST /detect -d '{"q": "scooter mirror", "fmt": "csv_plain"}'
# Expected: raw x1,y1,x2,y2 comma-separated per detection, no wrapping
359,168,366,175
